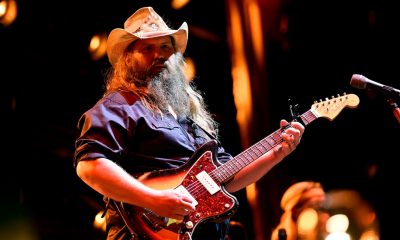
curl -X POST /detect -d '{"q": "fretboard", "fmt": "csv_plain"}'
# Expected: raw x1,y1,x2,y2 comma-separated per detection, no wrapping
211,109,318,183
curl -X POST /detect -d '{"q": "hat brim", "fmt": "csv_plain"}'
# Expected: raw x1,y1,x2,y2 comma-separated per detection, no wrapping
280,181,323,211
106,22,188,66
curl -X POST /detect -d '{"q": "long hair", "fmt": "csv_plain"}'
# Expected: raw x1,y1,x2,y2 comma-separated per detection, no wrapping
104,44,219,137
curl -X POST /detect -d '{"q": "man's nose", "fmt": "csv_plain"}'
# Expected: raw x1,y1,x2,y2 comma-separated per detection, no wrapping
153,48,166,59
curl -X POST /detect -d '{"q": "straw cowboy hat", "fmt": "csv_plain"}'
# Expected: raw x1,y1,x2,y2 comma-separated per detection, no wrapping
106,6,188,66
280,181,325,212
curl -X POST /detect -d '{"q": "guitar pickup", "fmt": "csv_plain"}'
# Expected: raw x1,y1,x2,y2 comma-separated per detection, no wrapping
196,171,220,195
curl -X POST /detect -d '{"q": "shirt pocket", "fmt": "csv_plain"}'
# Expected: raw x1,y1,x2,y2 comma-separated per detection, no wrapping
150,118,180,130
148,117,193,149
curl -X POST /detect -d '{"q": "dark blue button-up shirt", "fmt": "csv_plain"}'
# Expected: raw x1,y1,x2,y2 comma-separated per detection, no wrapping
74,91,232,173
74,91,234,239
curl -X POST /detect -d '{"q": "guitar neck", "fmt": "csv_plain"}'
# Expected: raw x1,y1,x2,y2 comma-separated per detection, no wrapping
212,109,317,183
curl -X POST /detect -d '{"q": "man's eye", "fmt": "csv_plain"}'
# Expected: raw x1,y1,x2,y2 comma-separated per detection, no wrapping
162,45,173,51
142,46,152,52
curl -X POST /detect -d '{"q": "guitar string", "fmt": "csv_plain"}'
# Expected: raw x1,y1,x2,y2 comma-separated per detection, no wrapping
183,98,349,197
186,127,316,200
182,112,319,198
183,110,317,199
184,95,351,192
185,137,286,200
195,105,339,196
183,130,286,198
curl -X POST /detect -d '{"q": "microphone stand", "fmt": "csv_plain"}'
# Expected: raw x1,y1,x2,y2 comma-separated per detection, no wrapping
388,98,400,124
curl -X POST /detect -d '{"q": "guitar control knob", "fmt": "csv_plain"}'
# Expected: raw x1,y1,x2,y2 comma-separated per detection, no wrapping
185,221,194,229
224,203,230,208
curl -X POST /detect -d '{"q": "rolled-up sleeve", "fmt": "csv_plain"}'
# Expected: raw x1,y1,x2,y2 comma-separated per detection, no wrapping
73,99,133,168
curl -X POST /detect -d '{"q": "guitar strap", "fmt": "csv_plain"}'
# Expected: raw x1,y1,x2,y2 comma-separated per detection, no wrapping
103,197,138,240
188,117,221,145
113,199,139,240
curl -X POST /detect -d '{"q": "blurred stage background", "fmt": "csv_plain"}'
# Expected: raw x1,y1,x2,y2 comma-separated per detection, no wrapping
1,0,399,239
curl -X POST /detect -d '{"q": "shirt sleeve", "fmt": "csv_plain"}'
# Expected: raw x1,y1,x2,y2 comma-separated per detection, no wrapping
73,99,133,168
216,143,233,164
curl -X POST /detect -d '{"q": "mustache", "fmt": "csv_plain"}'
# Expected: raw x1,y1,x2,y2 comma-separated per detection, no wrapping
144,54,185,80
151,54,184,71
150,58,167,68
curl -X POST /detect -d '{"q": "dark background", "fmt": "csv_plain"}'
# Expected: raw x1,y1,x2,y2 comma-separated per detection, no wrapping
1,0,399,239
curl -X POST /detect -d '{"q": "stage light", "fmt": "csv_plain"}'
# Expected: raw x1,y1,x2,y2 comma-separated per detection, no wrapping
88,32,107,61
360,229,379,240
297,208,319,236
326,214,349,233
171,0,190,10
0,0,17,27
93,211,106,232
325,232,351,240
184,57,196,81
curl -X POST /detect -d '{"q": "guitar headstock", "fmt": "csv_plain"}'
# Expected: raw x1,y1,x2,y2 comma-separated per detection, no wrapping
311,93,360,121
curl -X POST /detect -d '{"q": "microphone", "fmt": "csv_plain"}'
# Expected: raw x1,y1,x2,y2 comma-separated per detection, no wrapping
350,74,400,100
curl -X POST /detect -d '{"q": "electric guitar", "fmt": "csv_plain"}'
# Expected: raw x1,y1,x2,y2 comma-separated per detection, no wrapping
118,93,360,240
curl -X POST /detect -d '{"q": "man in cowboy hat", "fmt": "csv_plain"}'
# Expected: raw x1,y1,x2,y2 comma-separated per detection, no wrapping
74,6,304,240
271,181,327,240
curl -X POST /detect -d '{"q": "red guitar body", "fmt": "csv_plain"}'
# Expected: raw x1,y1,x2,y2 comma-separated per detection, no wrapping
124,140,238,240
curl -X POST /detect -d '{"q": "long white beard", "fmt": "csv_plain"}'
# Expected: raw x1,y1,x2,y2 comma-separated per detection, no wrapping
147,55,190,118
